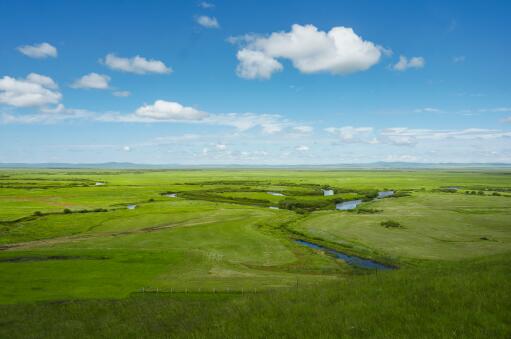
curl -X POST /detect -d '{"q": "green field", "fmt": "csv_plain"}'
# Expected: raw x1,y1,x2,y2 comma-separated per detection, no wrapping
0,169,510,337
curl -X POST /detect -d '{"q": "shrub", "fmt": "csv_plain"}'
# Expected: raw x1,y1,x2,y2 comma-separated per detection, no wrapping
63,208,72,214
356,208,382,214
33,211,43,216
381,220,403,228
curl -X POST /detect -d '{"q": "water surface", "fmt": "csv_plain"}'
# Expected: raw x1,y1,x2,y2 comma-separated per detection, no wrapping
336,199,362,210
295,240,395,270
127,204,137,210
267,192,285,196
377,191,394,198
322,189,334,196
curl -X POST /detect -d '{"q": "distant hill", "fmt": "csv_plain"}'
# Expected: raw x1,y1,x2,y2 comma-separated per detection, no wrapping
1,162,511,169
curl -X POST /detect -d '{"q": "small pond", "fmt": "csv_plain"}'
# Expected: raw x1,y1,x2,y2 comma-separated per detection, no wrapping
95,182,105,186
377,191,394,198
322,189,334,196
336,199,362,210
127,204,137,210
295,240,396,270
165,193,177,198
269,206,280,210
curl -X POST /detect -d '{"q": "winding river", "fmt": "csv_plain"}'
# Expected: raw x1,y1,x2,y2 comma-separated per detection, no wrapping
295,239,395,270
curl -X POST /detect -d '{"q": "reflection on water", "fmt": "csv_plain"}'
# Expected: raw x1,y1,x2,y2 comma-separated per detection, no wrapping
322,189,334,196
336,199,362,210
377,191,394,198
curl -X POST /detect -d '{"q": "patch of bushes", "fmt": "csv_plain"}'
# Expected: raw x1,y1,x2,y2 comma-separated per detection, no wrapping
391,191,411,198
278,199,332,212
356,208,382,214
381,220,403,228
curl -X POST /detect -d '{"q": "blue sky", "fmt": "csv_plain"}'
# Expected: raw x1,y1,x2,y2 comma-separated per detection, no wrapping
1,0,510,164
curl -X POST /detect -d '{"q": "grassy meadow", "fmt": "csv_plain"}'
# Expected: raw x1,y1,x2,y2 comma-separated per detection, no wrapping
0,168,510,337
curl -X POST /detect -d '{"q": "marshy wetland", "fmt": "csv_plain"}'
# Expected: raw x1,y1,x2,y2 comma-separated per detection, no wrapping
0,169,510,337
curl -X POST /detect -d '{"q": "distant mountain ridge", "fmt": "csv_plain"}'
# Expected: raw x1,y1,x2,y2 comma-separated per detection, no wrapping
1,162,511,169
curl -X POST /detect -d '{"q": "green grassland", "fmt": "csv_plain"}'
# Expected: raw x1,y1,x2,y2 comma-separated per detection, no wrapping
0,169,510,337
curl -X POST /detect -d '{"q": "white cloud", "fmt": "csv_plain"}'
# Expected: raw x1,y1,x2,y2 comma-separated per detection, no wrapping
135,100,207,121
503,117,511,123
233,24,382,79
98,107,294,135
71,73,110,89
215,143,227,150
123,146,132,152
113,90,131,97
198,1,215,8
25,73,58,89
325,126,375,143
414,107,441,113
205,113,287,134
292,125,313,134
17,42,57,58
0,73,61,107
236,50,283,79
380,127,511,145
1,105,91,124
478,107,511,113
102,54,171,74
196,15,219,28
393,55,425,71
296,145,309,151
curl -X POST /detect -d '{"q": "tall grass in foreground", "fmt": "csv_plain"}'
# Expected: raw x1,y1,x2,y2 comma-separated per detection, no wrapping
0,254,509,338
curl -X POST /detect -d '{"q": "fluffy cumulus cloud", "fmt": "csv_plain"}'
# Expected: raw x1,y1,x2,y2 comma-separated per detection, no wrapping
236,50,283,79
0,73,61,107
102,54,171,74
17,42,57,58
393,55,425,71
196,15,219,28
296,145,309,151
71,73,110,89
233,24,383,79
135,100,207,121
